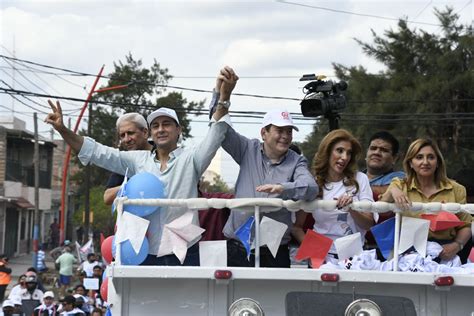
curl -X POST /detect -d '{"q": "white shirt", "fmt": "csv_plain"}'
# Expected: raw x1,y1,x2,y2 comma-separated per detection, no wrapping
312,172,376,252
79,260,100,277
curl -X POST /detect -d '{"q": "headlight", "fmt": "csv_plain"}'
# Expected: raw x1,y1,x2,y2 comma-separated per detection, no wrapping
228,297,264,316
345,298,382,316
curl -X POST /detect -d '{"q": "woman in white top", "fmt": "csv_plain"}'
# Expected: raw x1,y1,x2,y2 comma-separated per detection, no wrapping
293,129,375,257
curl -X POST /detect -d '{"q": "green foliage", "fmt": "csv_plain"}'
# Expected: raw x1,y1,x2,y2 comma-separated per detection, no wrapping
300,7,473,176
73,186,116,237
200,174,234,194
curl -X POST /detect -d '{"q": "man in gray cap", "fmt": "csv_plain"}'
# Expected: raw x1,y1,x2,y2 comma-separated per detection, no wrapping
210,85,318,267
45,66,238,266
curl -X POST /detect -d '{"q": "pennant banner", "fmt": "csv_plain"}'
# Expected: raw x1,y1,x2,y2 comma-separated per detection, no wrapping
399,217,430,257
421,211,465,231
371,217,395,260
235,216,255,259
199,240,227,267
295,230,333,269
334,232,363,261
158,211,205,264
258,216,288,258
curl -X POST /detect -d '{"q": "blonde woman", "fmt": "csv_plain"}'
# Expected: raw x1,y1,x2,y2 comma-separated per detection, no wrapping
381,138,471,261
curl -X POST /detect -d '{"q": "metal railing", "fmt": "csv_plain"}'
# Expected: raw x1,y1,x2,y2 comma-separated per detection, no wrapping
114,197,474,271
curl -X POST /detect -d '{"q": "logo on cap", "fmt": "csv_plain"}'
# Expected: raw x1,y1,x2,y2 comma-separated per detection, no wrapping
281,112,289,120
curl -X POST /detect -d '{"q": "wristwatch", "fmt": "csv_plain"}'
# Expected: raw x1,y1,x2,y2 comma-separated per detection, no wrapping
217,100,231,108
454,240,464,251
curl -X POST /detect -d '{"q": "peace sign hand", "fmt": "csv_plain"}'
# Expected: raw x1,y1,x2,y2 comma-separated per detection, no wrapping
45,99,66,132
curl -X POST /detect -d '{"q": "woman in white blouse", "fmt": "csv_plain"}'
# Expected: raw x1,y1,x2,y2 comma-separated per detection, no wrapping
293,129,375,258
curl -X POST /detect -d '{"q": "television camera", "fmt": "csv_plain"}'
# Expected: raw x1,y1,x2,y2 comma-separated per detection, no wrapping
299,74,347,130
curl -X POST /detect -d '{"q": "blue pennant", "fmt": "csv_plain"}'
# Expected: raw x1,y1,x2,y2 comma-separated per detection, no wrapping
235,216,255,259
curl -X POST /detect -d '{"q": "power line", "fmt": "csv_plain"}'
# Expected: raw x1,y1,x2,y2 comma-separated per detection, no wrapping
277,0,443,27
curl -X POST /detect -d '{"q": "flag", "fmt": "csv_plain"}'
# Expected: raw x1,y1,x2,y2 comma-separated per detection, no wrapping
295,230,333,268
258,216,287,258
199,240,227,267
157,211,205,264
370,217,395,260
334,232,363,261
235,216,255,259
399,217,430,257
115,212,150,254
421,211,465,231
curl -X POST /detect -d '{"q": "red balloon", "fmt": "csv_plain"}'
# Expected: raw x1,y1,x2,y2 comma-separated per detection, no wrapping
101,236,114,264
101,277,109,302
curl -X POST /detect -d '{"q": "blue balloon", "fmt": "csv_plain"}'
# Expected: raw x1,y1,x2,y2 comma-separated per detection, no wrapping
105,307,112,316
123,172,165,217
112,236,149,265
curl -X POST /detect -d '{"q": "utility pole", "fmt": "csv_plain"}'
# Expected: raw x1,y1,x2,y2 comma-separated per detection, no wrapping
32,112,40,269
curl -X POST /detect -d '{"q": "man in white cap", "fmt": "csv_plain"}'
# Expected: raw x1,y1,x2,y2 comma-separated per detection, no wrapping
209,86,318,267
103,112,153,205
45,66,238,266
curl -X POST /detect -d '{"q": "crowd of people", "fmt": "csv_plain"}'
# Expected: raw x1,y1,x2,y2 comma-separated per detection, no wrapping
39,65,471,273
0,247,106,316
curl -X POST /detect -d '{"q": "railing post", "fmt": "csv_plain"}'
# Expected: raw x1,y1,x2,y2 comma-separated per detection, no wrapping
393,212,401,272
254,205,260,268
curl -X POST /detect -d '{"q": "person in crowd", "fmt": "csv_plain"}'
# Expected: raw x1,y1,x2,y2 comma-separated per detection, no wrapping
210,80,318,267
91,308,103,316
33,291,58,316
1,299,15,316
8,275,26,300
293,129,376,260
27,268,46,292
36,246,48,273
103,113,153,206
19,275,43,316
58,295,84,315
55,247,77,296
50,219,60,249
381,138,472,262
78,254,100,278
0,255,11,302
45,66,238,266
92,266,103,290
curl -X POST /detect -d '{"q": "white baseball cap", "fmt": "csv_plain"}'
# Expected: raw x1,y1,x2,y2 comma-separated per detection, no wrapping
147,107,180,126
44,291,55,299
261,109,299,131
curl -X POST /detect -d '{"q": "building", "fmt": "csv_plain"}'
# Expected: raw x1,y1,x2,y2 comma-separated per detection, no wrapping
0,116,55,256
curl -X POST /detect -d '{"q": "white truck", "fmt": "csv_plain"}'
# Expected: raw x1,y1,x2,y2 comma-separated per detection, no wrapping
107,198,474,316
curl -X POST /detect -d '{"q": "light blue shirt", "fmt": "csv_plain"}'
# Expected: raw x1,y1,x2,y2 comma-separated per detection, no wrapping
78,117,230,256
369,170,405,186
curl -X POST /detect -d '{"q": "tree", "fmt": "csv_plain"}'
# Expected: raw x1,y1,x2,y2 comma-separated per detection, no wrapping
200,174,233,194
300,7,473,175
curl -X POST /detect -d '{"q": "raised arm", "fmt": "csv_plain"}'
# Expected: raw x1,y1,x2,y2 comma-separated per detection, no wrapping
45,100,84,152
212,66,239,121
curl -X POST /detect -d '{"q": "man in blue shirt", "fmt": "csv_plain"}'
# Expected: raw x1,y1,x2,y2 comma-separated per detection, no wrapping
45,66,239,266
364,131,405,199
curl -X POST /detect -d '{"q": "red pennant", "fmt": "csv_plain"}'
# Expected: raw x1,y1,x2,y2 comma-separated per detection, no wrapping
420,211,465,231
295,230,333,269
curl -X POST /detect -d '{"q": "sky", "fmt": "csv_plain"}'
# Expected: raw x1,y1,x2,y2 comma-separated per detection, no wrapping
0,0,472,185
